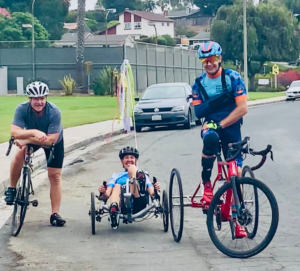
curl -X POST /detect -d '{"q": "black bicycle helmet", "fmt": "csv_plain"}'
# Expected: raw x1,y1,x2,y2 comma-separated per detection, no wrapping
119,146,139,159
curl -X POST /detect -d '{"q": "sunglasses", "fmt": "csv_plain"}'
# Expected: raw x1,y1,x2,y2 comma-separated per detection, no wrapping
200,55,220,64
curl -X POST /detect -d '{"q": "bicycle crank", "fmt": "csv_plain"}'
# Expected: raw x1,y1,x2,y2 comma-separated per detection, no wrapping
30,200,39,207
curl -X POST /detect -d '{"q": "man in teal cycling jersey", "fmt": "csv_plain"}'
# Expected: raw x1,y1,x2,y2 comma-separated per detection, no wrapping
99,146,160,229
192,41,248,238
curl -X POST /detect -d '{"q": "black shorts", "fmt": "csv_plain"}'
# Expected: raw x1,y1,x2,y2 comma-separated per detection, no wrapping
32,138,64,169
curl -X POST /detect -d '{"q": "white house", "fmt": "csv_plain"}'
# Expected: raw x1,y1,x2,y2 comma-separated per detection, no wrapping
98,8,175,39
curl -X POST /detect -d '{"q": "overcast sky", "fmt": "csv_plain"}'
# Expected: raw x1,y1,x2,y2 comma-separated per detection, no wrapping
69,0,260,11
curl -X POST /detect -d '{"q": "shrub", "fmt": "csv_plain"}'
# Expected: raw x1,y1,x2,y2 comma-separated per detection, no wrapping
256,85,286,92
91,66,116,96
161,34,176,47
277,70,300,88
59,75,76,96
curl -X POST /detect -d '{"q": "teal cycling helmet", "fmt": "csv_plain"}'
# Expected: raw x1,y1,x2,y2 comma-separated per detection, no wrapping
197,41,222,58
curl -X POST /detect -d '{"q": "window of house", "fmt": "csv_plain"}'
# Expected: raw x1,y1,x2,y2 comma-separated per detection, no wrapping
162,23,165,26
125,22,131,30
167,23,169,26
134,22,141,29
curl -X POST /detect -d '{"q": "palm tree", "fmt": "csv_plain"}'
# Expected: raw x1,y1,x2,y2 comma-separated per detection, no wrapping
76,0,87,93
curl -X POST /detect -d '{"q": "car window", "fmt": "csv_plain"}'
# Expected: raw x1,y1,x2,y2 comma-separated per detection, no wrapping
185,86,192,96
290,81,300,87
141,86,186,100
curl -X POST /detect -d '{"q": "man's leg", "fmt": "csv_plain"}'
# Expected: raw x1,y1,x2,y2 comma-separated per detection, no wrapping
5,148,26,205
109,184,121,229
201,129,220,204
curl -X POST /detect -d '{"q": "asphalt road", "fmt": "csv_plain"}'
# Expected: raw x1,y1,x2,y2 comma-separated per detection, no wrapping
0,100,299,271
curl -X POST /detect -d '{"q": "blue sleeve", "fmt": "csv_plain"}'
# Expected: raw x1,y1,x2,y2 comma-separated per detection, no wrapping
192,81,213,119
48,107,62,135
12,104,26,129
146,175,153,188
107,173,117,188
227,70,247,100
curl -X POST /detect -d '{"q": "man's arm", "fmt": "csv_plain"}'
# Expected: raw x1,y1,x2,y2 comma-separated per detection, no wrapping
26,133,60,146
11,125,38,139
220,98,248,129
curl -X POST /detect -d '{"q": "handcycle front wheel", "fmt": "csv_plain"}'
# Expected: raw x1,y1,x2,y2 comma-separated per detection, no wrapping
169,168,184,243
12,169,30,237
242,166,258,239
90,192,96,235
207,177,279,258
162,190,169,232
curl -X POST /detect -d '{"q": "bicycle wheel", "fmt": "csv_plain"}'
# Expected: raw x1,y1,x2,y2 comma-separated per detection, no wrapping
90,192,96,235
242,166,258,239
162,190,169,232
169,168,184,242
207,177,279,258
12,169,30,237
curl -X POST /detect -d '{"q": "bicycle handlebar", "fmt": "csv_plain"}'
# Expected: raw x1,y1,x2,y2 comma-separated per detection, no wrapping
5,136,56,164
226,137,274,171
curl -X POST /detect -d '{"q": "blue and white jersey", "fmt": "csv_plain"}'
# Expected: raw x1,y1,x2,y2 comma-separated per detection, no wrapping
107,171,153,188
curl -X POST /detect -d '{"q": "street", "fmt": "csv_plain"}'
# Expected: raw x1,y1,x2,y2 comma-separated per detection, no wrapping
0,100,299,271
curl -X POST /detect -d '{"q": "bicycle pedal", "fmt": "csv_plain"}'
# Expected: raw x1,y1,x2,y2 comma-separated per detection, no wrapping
31,200,39,207
96,216,101,222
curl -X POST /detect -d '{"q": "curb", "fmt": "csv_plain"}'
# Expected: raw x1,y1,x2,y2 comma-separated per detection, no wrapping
0,128,125,196
247,97,286,108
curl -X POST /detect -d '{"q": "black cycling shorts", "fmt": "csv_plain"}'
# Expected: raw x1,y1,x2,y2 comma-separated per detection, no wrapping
32,138,64,169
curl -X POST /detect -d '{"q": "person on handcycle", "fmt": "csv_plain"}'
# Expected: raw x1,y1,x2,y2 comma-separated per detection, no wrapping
192,41,248,238
98,146,161,229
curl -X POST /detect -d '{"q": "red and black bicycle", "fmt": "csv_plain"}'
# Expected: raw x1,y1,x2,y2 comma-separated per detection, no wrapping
168,136,279,258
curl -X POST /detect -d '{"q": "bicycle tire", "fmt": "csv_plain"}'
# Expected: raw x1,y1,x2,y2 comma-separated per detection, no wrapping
207,177,279,258
169,168,184,243
162,190,169,232
90,192,96,235
242,166,259,239
12,169,30,237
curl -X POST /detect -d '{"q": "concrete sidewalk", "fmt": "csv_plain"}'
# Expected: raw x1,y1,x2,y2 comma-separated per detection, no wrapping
0,96,287,195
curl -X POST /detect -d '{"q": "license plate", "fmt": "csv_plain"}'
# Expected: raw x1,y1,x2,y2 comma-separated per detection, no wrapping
152,115,162,121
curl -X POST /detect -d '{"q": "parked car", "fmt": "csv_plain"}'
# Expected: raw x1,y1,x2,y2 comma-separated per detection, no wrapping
134,83,201,132
286,80,300,100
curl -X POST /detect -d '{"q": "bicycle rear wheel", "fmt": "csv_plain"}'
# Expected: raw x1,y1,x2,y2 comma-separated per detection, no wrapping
162,190,169,232
12,169,30,237
169,168,184,242
207,177,279,258
242,166,258,239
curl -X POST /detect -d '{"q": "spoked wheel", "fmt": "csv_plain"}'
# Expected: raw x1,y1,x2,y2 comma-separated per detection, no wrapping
12,169,30,237
207,177,279,258
169,168,184,242
242,166,258,239
162,190,169,232
90,192,96,235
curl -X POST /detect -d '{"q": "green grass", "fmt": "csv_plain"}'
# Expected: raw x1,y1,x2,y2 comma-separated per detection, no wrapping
0,96,118,144
247,92,285,101
0,92,285,143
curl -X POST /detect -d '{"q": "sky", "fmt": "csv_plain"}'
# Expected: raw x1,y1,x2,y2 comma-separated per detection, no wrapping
69,0,260,11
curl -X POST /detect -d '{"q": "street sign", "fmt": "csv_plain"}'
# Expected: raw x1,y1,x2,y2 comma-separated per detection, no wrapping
272,64,279,75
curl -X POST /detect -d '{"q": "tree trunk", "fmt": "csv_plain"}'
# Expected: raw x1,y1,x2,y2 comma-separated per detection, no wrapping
76,0,87,94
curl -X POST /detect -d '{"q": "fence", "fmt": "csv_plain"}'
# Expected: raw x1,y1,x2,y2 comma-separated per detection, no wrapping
0,40,203,94
125,42,204,94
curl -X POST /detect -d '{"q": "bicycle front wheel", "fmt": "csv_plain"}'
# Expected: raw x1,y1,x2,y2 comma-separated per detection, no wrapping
207,177,279,258
169,168,184,242
12,169,30,237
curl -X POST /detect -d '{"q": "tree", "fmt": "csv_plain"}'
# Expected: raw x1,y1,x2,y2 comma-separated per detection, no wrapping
142,0,156,11
0,11,49,48
2,0,69,40
102,0,141,13
193,0,234,15
76,0,87,93
211,2,300,91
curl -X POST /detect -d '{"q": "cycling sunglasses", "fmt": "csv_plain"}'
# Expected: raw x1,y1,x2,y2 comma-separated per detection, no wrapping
200,55,220,64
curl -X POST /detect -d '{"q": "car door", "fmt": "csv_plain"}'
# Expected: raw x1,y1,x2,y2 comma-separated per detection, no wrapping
185,85,197,122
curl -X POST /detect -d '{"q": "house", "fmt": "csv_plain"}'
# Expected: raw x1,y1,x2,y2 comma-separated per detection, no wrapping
97,8,175,39
55,33,135,47
189,31,210,45
166,8,214,27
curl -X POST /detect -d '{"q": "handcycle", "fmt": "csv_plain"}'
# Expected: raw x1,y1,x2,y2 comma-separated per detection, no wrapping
89,175,169,234
6,136,55,237
168,136,279,258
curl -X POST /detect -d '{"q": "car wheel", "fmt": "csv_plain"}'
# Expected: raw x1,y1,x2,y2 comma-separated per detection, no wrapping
184,111,192,129
136,126,142,132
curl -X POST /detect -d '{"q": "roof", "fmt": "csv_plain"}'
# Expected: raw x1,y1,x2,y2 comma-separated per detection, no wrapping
97,22,120,35
168,9,200,18
189,31,210,40
119,10,174,23
64,23,77,30
57,33,134,46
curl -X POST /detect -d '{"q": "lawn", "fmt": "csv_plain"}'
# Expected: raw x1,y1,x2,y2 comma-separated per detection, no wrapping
0,92,285,143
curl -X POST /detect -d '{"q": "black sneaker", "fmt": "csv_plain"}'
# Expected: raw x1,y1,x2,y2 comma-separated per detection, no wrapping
50,213,66,227
137,171,147,196
109,202,120,230
4,187,17,205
